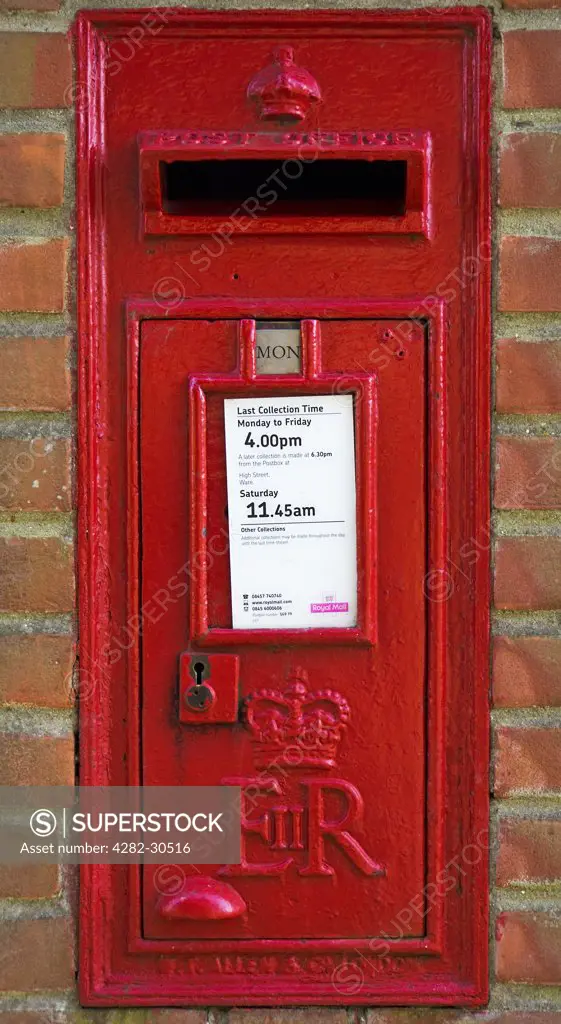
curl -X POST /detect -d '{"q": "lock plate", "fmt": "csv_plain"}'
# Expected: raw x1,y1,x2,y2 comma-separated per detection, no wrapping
179,653,239,725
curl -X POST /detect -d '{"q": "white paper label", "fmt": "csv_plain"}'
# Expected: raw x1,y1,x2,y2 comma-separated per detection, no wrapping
224,394,357,629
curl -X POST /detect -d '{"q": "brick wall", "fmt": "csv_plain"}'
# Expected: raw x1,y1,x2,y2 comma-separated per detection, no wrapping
0,0,559,1021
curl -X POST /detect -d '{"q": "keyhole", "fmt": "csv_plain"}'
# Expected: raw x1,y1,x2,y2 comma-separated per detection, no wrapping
185,660,215,712
193,661,206,686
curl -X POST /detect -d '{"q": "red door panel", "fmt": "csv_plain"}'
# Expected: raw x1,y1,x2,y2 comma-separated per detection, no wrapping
140,316,426,942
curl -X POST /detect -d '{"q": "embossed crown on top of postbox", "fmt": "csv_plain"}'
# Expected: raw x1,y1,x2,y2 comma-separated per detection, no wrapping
247,46,322,123
244,670,350,769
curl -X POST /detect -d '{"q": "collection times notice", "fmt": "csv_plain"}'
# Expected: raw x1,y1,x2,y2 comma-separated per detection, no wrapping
224,394,358,629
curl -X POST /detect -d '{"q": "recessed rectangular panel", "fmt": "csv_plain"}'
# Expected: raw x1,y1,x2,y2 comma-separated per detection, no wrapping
224,393,358,629
139,315,427,943
139,131,429,235
185,322,376,646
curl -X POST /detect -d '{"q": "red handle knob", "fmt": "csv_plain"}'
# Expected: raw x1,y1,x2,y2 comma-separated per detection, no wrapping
157,876,247,920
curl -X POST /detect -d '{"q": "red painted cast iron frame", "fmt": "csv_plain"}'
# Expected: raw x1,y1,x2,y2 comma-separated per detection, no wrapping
130,298,446,966
76,8,491,1007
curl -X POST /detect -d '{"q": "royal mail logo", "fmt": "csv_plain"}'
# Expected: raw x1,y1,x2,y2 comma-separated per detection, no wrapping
244,671,350,769
310,601,349,613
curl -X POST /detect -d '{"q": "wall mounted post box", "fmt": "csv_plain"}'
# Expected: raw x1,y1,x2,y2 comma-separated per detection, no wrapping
76,9,491,1007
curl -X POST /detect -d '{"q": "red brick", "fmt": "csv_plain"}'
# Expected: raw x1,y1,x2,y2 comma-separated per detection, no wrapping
495,537,561,610
489,1017,561,1024
366,1017,561,1024
0,635,73,707
496,339,561,414
500,134,561,208
0,733,74,786
0,439,71,511
0,35,71,109
495,727,561,795
0,537,74,613
0,862,59,898
496,911,561,983
0,917,74,990
0,240,67,313
0,337,71,412
495,438,561,509
365,1014,490,1024
500,238,561,313
493,636,561,707
504,32,561,108
498,819,561,884
228,1014,347,1024
0,135,65,208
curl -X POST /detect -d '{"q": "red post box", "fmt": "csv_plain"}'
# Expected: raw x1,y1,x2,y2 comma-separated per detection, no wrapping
76,9,491,1007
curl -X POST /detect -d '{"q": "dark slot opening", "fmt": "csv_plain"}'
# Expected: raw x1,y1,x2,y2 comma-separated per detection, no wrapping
161,159,407,217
